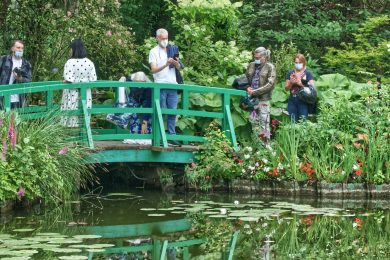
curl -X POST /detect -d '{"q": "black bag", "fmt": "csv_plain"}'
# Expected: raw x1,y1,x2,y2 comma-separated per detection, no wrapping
240,94,258,111
298,85,317,105
232,75,249,90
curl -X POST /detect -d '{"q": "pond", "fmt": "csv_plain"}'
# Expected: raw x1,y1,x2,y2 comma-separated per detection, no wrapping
0,189,390,259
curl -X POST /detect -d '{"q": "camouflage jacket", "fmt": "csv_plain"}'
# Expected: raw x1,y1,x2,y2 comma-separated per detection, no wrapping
245,62,276,101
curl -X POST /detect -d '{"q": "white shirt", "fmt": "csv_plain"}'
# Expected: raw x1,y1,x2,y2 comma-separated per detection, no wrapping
9,57,22,103
148,46,177,84
63,58,97,83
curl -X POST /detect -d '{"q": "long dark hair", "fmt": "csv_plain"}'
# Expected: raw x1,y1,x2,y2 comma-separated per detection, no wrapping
70,38,87,59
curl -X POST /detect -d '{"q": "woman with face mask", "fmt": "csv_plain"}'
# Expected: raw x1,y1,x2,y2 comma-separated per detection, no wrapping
285,54,315,121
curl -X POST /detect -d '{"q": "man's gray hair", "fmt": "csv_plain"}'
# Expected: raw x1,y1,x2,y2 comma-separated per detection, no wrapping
255,47,271,60
156,28,168,37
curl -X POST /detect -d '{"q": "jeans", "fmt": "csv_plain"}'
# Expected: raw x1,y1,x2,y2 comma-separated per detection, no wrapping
160,89,178,135
287,95,308,122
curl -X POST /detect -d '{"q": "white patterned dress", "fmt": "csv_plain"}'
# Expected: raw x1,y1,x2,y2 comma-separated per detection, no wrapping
61,58,97,127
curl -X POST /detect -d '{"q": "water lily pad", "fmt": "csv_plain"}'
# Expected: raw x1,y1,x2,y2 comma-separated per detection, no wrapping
35,233,64,237
0,234,13,239
140,208,156,211
86,244,115,249
171,200,184,203
238,217,259,222
208,215,228,218
58,256,88,260
86,249,106,253
171,211,186,214
48,239,83,244
1,257,31,260
246,201,264,204
147,213,166,217
46,248,82,253
106,193,134,196
12,229,35,233
72,235,102,239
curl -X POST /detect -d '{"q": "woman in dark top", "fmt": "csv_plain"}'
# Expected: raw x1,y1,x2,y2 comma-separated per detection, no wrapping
285,54,315,121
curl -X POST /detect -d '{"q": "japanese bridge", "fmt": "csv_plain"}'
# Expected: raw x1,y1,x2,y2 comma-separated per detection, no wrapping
0,81,245,164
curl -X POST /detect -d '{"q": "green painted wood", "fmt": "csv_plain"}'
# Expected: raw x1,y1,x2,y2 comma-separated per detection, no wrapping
82,100,94,149
99,244,154,254
92,133,153,141
153,240,161,260
89,149,194,164
160,240,168,260
154,99,168,148
226,230,240,260
0,80,246,164
183,247,190,260
224,105,238,151
3,94,10,111
85,219,191,238
167,238,207,248
89,107,153,114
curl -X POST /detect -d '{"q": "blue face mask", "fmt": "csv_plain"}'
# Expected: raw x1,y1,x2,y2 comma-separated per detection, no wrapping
295,63,303,70
15,51,23,59
254,60,261,65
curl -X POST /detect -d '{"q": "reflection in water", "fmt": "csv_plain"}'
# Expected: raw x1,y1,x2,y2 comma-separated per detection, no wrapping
0,189,389,259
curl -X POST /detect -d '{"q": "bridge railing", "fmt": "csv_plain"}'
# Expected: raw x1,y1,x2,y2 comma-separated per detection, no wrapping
0,81,246,150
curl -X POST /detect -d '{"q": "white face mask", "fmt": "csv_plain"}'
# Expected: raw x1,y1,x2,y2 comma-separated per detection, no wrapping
159,39,168,48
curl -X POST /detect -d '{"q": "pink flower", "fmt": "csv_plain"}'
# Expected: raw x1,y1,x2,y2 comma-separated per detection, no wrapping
106,30,112,37
68,28,76,33
16,187,25,199
67,11,72,17
59,147,68,155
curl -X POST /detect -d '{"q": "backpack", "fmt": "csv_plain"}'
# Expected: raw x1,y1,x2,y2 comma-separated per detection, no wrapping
298,84,317,105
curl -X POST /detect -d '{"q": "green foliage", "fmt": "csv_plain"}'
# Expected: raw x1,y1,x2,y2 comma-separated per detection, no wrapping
185,121,237,191
323,15,390,83
1,0,137,81
0,111,95,205
240,0,371,58
167,0,251,86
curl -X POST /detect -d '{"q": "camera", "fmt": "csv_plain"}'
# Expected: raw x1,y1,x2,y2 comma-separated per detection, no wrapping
13,67,22,76
173,53,179,61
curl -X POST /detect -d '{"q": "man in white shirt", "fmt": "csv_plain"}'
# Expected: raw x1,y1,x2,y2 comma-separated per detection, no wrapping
149,28,183,145
0,40,32,109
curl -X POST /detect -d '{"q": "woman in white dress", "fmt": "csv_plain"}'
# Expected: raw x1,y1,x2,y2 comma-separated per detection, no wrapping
61,38,97,127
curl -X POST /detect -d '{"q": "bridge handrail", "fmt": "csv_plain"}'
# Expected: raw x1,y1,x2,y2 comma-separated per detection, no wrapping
0,81,246,150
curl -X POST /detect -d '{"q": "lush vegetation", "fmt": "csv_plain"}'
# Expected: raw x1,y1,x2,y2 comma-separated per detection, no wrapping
0,1,389,192
0,111,95,205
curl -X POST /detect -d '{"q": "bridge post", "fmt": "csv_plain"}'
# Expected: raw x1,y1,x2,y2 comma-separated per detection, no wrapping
3,93,11,111
222,94,238,150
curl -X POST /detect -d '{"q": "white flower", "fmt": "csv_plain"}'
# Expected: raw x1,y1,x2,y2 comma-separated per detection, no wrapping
247,147,253,152
277,163,284,170
234,200,240,205
264,167,270,172
353,222,358,228
262,223,268,228
242,169,246,173
353,164,360,170
262,158,268,164
255,162,260,167
244,224,250,229
244,154,250,160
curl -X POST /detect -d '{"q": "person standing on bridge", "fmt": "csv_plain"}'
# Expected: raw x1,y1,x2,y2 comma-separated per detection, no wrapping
61,38,97,127
149,28,183,146
0,40,32,109
246,47,276,143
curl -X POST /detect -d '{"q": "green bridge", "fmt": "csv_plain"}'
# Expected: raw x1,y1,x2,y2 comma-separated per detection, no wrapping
0,80,245,164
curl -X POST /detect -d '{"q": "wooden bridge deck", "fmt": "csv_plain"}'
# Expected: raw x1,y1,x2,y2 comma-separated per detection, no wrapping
94,140,199,152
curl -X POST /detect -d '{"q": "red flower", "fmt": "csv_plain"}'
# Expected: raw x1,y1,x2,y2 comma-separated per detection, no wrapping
355,218,361,223
355,169,362,176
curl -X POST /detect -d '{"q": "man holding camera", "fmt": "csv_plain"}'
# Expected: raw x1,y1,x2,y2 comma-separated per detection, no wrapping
0,40,32,109
149,28,183,146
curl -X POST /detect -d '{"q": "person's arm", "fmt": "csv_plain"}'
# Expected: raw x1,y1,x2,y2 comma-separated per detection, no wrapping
251,64,276,96
149,48,175,74
15,60,32,83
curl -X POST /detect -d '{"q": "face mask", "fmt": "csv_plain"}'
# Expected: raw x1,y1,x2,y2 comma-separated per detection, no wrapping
15,51,23,59
254,60,261,65
159,39,168,48
295,63,303,70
